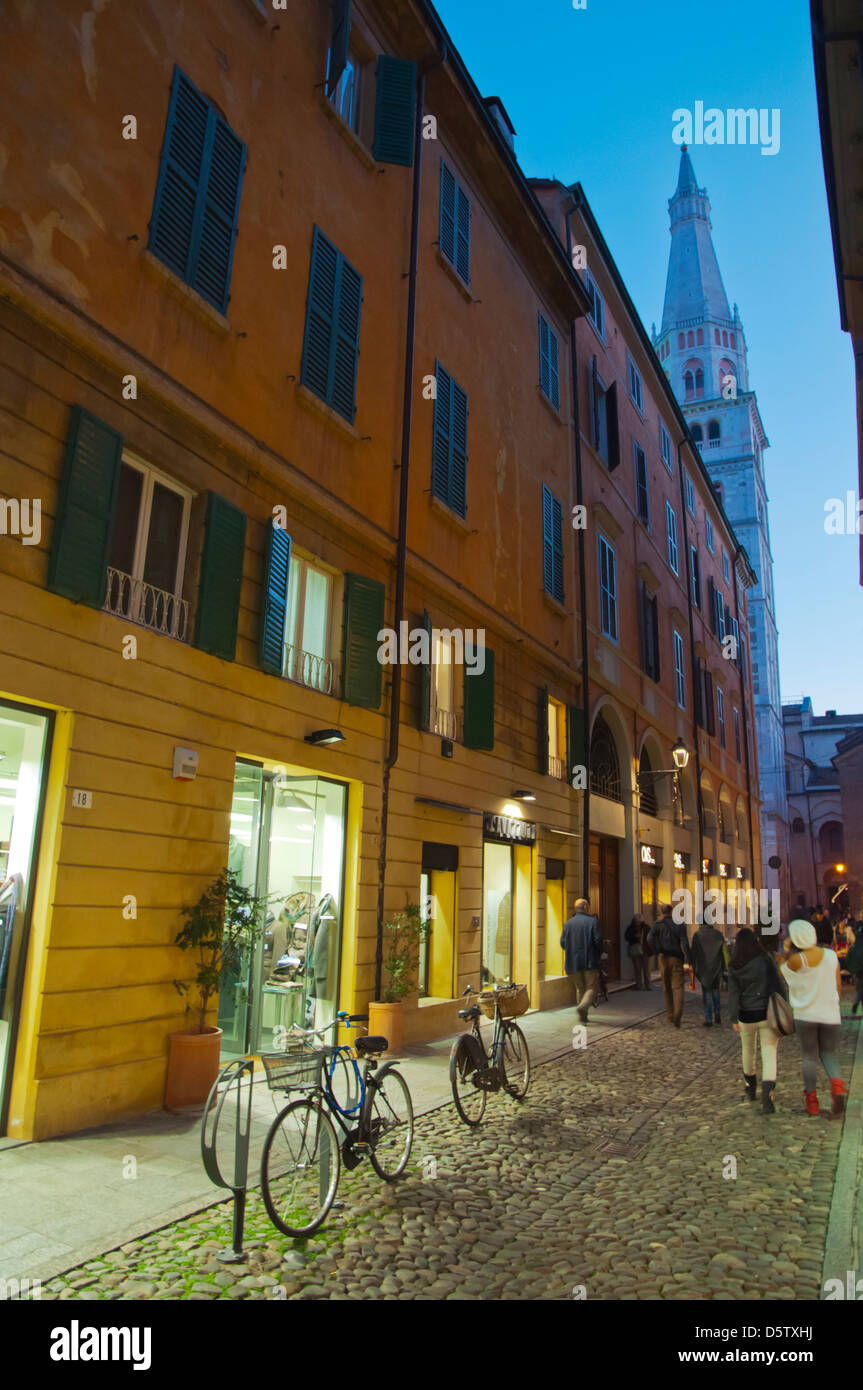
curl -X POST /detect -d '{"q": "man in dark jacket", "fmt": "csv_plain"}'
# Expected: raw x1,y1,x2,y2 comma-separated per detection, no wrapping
560,897,602,1024
648,907,691,1028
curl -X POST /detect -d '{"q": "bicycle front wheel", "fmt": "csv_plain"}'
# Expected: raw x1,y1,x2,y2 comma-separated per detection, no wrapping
501,1022,531,1100
367,1065,414,1181
260,1098,341,1237
450,1034,487,1126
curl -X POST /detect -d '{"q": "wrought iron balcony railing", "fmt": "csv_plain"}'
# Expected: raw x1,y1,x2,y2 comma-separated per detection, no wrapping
104,568,189,641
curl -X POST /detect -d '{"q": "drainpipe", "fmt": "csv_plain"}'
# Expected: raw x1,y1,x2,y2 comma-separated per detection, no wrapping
563,206,591,896
676,441,705,913
375,48,445,1002
732,546,757,896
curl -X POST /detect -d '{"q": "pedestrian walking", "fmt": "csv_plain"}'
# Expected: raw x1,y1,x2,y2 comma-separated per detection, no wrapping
780,919,846,1117
727,927,786,1114
846,929,863,1016
647,906,690,1028
690,921,726,1027
560,897,602,1025
624,913,651,990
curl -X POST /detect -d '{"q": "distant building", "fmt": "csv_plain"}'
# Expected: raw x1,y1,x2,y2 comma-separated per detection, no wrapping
655,147,791,910
784,697,863,914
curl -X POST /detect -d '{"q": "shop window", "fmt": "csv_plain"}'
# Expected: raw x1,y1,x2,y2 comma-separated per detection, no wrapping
220,763,348,1056
105,456,192,640
284,552,340,695
419,843,458,1002
0,701,52,1132
589,713,621,802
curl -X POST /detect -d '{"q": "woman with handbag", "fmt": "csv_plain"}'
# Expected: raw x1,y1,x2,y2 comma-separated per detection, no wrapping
780,919,845,1117
727,927,787,1114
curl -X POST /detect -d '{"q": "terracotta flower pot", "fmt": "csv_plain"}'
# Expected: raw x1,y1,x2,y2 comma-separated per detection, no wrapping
164,1026,223,1110
367,1001,403,1056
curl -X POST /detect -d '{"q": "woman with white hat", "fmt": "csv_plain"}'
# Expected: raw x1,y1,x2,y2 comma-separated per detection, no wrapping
780,918,846,1117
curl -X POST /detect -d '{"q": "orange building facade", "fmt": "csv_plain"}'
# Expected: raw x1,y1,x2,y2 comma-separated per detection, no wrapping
0,0,760,1139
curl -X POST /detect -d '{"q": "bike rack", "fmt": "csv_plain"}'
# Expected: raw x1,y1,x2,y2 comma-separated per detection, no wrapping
201,1057,256,1263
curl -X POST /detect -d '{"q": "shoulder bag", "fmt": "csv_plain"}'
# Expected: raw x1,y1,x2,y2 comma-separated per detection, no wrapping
765,955,794,1036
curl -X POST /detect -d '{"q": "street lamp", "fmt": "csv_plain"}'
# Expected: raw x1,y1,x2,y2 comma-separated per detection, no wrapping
672,740,690,771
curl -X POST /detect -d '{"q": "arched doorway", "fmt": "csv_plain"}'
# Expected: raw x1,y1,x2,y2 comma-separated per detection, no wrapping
589,708,628,981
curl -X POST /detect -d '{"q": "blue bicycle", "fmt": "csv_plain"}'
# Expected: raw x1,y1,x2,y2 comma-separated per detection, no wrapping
260,1012,414,1237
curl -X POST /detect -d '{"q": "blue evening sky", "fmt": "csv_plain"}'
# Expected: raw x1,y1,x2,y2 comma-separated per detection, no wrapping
435,0,863,716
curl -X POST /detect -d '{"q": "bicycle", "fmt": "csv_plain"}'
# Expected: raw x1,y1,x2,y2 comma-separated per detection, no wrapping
259,1011,414,1238
449,983,531,1126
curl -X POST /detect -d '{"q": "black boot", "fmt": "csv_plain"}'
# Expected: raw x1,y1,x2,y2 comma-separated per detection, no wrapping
762,1080,776,1115
742,1073,757,1102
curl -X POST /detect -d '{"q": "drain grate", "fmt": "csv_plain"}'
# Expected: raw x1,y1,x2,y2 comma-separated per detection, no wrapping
599,1140,645,1159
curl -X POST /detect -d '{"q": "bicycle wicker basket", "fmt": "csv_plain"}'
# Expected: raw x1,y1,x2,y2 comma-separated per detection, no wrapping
478,983,530,1020
260,1041,326,1092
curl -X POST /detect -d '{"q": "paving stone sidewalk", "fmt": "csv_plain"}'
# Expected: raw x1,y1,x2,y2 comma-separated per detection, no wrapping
37,999,859,1301
37,1000,856,1301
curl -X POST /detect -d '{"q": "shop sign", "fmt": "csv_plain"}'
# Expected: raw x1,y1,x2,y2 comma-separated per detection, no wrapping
483,813,536,844
719,862,729,878
640,844,663,871
735,866,745,880
673,851,690,872
702,858,714,876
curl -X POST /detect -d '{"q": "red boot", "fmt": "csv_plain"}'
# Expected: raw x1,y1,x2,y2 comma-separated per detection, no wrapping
830,1078,847,1116
804,1090,819,1116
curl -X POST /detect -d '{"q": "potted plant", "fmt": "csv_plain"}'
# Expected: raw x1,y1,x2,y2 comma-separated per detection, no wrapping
368,900,431,1055
165,868,269,1109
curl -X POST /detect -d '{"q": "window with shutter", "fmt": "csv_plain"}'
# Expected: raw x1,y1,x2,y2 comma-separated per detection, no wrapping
673,630,686,708
48,406,124,608
537,686,549,775
195,493,247,661
432,363,468,516
703,669,715,736
665,501,679,575
258,521,292,676
149,67,245,315
439,161,471,285
341,573,385,708
463,647,494,750
300,226,363,424
541,484,564,603
372,55,417,166
690,546,701,608
598,534,617,640
538,313,560,410
567,705,586,782
634,444,649,524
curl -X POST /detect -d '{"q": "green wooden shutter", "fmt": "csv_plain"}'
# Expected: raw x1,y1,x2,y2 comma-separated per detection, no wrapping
48,406,123,607
195,493,246,661
342,573,385,708
372,55,416,167
567,705,587,782
419,609,432,731
301,228,362,424
450,378,468,515
432,362,452,504
258,521,291,676
542,486,554,596
537,685,549,774
439,162,456,266
539,314,560,409
463,647,494,751
455,183,471,285
331,256,362,424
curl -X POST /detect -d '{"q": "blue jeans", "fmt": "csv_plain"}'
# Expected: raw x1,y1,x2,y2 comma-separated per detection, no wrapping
701,985,721,1021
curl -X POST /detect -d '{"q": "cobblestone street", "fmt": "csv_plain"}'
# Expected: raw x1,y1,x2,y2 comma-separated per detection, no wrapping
36,997,861,1302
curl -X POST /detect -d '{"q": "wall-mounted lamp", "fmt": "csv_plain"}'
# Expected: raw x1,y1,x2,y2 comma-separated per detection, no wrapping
511,790,536,802
304,729,345,747
672,741,690,770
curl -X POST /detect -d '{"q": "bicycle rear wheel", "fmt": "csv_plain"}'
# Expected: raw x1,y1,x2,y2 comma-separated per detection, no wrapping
501,1022,531,1099
367,1065,414,1180
260,1098,340,1237
449,1034,487,1126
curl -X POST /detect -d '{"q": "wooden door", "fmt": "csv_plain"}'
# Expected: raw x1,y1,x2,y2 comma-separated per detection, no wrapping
589,834,621,980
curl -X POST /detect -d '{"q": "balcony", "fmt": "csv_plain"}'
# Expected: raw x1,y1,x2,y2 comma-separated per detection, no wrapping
286,645,335,695
431,705,459,741
104,568,189,641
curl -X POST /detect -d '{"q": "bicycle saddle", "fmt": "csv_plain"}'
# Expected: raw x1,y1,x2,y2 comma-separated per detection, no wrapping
354,1034,388,1055
458,1006,480,1021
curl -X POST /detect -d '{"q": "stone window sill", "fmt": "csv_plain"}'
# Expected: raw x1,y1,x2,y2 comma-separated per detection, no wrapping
294,381,362,440
141,250,231,334
542,590,568,618
319,92,378,171
436,249,475,303
429,492,473,533
537,384,566,424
